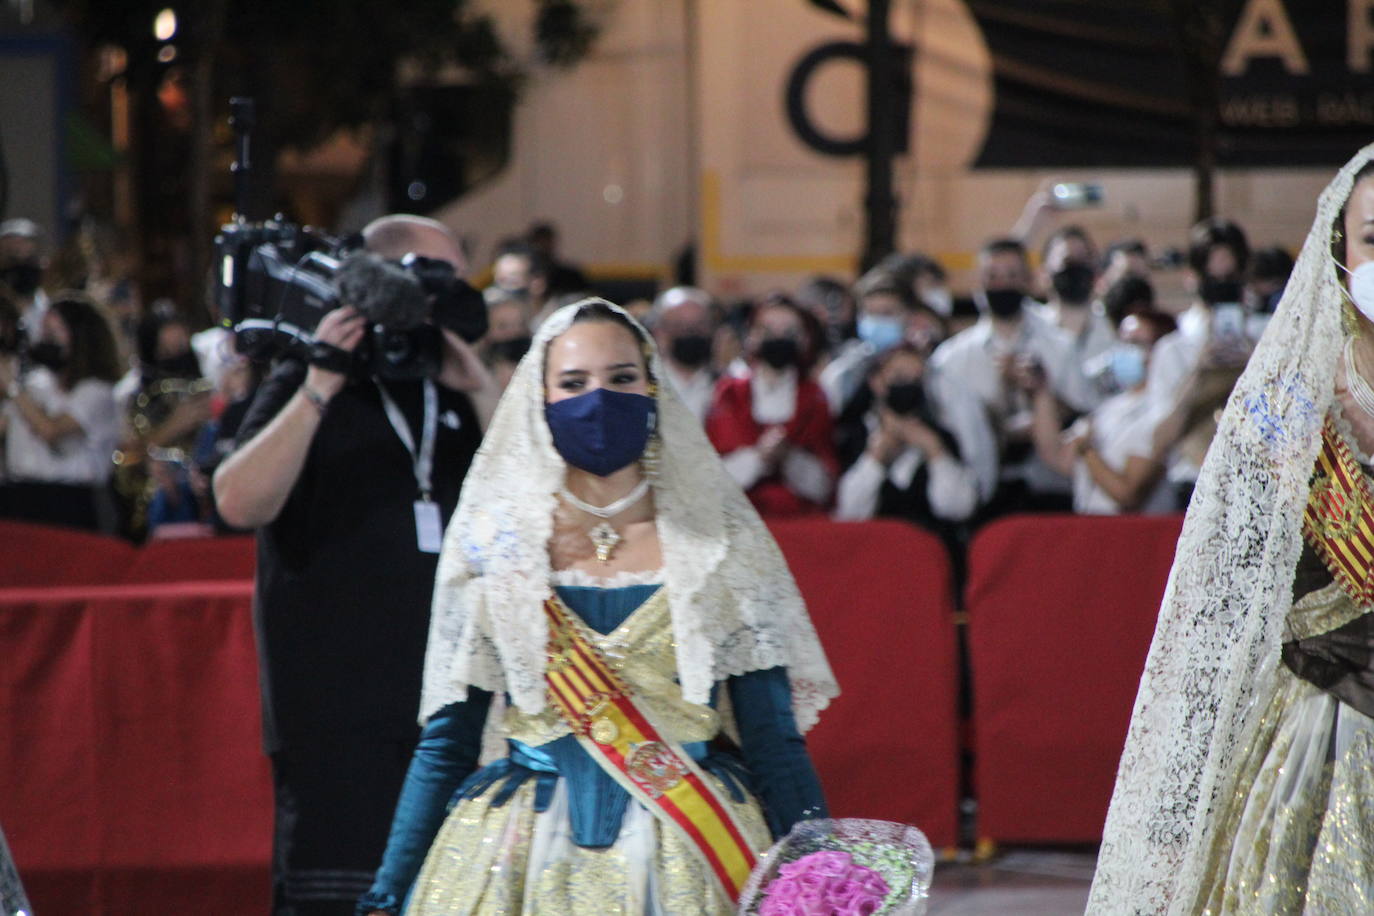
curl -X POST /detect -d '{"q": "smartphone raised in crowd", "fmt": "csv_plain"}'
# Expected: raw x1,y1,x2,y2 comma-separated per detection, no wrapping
1049,182,1104,209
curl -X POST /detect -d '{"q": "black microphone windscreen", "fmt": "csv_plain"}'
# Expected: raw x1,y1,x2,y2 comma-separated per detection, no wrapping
334,252,428,328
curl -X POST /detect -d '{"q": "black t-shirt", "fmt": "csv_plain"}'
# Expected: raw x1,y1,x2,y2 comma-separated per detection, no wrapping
233,359,481,750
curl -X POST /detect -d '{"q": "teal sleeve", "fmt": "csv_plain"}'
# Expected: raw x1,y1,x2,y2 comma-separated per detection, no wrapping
356,690,493,915
727,667,828,838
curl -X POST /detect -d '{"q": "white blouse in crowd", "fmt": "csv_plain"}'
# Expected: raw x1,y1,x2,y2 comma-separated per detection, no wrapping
719,368,833,505
833,426,979,523
1069,387,1174,515
927,306,1097,421
1144,304,1211,486
4,367,119,485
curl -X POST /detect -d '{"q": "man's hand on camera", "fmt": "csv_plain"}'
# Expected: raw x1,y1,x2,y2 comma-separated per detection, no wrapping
438,329,501,431
306,306,367,401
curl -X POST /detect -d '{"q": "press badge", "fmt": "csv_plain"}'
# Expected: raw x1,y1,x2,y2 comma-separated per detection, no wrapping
414,500,444,553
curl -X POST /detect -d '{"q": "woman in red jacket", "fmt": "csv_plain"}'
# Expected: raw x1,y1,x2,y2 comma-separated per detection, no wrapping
707,294,839,516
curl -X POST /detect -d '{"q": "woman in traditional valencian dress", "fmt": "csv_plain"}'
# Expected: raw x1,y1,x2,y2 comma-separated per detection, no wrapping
358,299,837,915
1089,148,1374,914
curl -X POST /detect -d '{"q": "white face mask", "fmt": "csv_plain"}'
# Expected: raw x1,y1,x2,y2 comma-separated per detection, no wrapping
1335,259,1374,322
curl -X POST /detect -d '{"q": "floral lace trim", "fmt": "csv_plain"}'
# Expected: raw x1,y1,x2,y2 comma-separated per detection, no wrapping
548,566,665,588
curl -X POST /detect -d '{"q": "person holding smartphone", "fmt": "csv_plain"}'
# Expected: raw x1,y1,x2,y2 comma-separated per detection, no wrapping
1146,218,1256,508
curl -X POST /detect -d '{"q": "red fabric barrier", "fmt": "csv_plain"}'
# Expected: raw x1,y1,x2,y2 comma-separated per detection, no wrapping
1,520,962,912
769,519,961,849
0,583,272,915
121,535,257,583
0,521,135,586
965,514,1184,844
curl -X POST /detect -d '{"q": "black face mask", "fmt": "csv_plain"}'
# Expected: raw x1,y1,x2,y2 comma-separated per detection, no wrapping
28,340,67,372
0,262,42,298
669,333,713,369
1051,263,1096,305
1200,275,1243,307
982,289,1024,319
885,380,927,416
756,336,801,370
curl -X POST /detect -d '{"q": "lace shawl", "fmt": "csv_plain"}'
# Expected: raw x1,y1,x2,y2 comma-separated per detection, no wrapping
1087,145,1374,914
420,298,838,734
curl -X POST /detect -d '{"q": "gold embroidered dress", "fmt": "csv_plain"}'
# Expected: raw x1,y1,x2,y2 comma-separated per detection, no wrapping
1191,411,1374,914
401,573,776,916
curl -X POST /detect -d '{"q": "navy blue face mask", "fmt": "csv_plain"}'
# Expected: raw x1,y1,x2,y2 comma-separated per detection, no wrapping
545,387,657,477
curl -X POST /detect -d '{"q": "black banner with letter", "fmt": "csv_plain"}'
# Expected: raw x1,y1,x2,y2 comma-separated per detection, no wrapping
968,0,1374,168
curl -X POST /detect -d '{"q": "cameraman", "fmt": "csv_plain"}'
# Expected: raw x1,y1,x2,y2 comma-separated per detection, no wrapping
214,215,498,916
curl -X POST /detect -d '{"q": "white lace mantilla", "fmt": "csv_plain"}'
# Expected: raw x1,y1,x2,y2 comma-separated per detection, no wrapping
421,299,838,736
1086,145,1374,913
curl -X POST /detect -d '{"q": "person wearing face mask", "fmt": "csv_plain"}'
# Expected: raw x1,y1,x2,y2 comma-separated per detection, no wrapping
819,271,937,417
0,293,122,531
0,219,49,337
649,285,719,422
927,237,1093,515
213,215,500,916
834,343,990,537
1020,310,1176,515
357,299,835,916
1091,145,1374,916
706,294,838,516
1145,218,1252,409
1146,219,1254,507
1033,226,1116,371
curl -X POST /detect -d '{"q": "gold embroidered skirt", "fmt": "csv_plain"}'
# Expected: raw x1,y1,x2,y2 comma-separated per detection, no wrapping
405,775,771,915
1195,667,1374,915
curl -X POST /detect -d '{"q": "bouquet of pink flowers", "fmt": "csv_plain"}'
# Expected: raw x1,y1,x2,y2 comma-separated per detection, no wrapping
757,849,890,915
738,819,933,916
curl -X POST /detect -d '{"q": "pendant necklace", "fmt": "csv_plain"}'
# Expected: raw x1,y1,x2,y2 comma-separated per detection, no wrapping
559,478,650,563
588,522,622,564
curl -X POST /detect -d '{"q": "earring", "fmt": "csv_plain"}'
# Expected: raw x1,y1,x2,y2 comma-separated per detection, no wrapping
1344,299,1362,339
640,431,663,480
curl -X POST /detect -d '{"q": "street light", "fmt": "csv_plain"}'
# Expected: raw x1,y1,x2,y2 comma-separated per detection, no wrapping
154,8,177,42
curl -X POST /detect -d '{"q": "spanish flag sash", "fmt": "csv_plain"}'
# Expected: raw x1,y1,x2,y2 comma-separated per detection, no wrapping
542,595,761,902
1303,418,1374,604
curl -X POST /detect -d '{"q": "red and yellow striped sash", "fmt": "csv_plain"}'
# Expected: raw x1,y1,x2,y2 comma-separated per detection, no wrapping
542,596,760,902
1303,418,1374,604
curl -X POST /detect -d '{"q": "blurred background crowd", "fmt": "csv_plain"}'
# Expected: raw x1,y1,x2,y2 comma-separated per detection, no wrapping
0,203,1288,577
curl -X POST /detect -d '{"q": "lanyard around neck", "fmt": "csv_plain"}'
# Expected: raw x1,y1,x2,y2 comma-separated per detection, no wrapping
374,378,438,501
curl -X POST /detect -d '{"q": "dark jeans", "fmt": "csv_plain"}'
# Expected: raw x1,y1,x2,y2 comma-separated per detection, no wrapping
270,735,418,916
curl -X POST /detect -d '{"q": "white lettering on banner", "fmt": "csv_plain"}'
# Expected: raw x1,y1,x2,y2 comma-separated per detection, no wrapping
1352,0,1374,71
1222,0,1310,75
1318,90,1374,124
1220,94,1301,127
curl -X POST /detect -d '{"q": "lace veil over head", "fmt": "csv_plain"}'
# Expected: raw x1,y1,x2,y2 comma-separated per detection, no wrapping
420,298,838,733
1088,144,1374,914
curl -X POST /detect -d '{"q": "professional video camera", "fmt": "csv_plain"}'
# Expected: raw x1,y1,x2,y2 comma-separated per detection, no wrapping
212,98,487,380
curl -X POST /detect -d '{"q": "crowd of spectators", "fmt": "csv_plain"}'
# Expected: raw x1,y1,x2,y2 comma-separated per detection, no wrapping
0,210,1292,565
